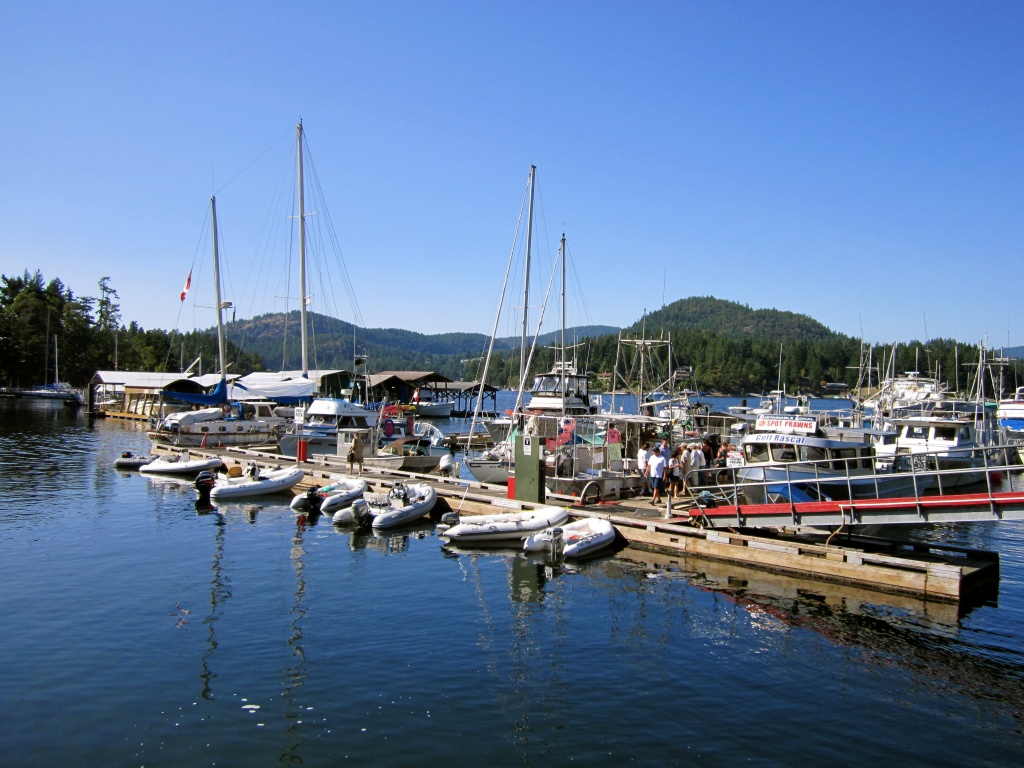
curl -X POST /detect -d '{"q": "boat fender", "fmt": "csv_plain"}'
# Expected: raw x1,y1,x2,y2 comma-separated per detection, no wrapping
382,418,395,438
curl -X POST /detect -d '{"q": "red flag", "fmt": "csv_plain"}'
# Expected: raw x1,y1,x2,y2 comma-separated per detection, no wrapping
180,270,192,302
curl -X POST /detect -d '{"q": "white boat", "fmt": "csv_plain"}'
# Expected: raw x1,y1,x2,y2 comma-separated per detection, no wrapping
440,505,569,545
140,454,225,475
523,517,616,558
114,451,153,470
734,414,933,503
208,464,304,500
365,437,442,473
366,482,437,529
148,399,292,449
998,386,1024,433
290,476,369,513
278,398,379,457
875,412,1001,488
413,399,454,418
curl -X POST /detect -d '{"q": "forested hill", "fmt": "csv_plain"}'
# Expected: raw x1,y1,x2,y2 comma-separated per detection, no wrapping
631,297,839,342
223,311,618,376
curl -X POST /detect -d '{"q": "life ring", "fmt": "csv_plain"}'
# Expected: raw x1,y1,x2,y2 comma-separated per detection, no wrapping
382,418,395,438
221,403,231,416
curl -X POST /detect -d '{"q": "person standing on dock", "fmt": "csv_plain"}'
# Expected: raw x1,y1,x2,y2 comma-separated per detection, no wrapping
350,432,365,475
645,445,666,505
605,423,623,464
637,443,651,496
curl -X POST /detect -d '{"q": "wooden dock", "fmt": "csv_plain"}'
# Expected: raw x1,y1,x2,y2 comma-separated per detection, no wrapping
151,444,1003,604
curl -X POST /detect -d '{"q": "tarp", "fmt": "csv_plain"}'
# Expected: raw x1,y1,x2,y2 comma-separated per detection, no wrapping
163,378,229,406
228,377,316,405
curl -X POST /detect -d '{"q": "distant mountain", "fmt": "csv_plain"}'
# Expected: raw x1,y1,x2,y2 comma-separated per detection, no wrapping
1004,346,1024,360
629,296,839,342
222,311,617,375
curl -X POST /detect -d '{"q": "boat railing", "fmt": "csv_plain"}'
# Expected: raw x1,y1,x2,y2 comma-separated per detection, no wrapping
682,441,1023,514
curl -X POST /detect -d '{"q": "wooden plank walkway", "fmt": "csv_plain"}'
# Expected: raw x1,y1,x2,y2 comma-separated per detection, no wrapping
151,444,1003,603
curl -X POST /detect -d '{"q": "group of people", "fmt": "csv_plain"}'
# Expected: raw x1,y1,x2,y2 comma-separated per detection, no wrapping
637,436,732,504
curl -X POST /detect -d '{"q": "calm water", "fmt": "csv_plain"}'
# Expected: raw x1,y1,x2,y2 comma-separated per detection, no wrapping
2,398,1023,767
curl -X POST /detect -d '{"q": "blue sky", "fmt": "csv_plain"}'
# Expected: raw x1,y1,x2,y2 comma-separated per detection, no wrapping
2,1,1021,347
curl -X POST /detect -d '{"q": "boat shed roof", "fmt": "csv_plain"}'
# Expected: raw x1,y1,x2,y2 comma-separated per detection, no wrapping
375,371,454,386
445,380,499,394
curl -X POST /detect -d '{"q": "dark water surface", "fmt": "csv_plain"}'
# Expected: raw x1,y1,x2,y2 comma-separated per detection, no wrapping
2,399,1023,766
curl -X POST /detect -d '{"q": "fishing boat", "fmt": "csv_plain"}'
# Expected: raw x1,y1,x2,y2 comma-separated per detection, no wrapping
522,517,616,558
203,464,304,500
733,413,932,504
874,412,1001,488
139,453,225,476
363,482,437,529
439,505,569,545
998,386,1024,433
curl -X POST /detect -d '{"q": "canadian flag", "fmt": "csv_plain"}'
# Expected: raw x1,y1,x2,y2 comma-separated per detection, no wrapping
180,269,192,302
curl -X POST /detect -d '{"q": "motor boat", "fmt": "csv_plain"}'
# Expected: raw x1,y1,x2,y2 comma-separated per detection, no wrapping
201,464,304,501
523,517,616,558
140,453,225,475
439,506,569,545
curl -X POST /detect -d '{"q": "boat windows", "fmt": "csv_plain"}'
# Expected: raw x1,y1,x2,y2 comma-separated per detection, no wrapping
744,443,770,463
799,445,828,464
934,426,958,441
772,445,798,462
905,425,929,440
831,448,858,471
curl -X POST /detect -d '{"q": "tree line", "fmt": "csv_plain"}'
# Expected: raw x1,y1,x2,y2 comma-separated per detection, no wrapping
3,270,1020,398
0,271,264,389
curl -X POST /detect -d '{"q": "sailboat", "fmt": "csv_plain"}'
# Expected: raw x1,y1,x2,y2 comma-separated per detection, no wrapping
464,166,538,485
147,196,292,448
20,334,83,404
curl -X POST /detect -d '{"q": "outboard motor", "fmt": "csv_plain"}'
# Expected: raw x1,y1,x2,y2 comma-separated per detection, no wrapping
440,510,461,527
549,527,565,560
195,471,216,505
303,485,323,513
350,498,372,527
438,452,455,477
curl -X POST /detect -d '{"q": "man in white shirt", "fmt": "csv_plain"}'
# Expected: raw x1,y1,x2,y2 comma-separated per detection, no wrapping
645,445,667,504
637,443,651,496
688,442,705,488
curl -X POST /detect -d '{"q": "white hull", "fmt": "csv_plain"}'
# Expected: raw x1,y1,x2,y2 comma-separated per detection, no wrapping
140,456,225,475
210,465,304,500
464,458,512,485
441,506,569,544
369,483,437,529
414,401,454,418
523,517,616,558
148,427,279,448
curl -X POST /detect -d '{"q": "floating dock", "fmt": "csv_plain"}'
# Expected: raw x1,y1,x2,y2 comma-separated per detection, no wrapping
149,444,1010,604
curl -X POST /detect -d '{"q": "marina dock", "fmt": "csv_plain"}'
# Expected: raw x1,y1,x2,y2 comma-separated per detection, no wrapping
152,443,1010,604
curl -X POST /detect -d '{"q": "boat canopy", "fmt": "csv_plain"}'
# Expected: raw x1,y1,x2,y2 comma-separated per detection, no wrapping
229,377,315,404
164,378,229,406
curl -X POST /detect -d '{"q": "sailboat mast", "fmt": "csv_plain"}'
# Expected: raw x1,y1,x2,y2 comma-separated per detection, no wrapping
297,120,309,378
519,165,535,388
210,196,228,380
560,232,567,420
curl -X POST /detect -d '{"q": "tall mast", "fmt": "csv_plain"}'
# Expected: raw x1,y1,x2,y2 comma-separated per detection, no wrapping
297,120,309,378
210,195,227,380
519,165,535,389
560,232,567,419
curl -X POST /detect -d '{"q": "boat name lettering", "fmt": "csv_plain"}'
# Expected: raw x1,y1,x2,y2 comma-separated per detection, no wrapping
492,498,523,510
751,434,807,444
